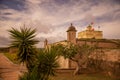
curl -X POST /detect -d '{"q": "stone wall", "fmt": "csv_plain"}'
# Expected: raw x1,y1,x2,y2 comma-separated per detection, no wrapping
88,49,120,77
0,47,9,53
89,49,120,62
77,39,118,48
57,56,69,69
70,49,120,73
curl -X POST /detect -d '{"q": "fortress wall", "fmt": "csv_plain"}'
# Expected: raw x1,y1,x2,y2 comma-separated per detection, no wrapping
77,40,118,48
89,49,120,76
70,49,120,69
98,42,117,48
57,56,69,69
90,49,120,62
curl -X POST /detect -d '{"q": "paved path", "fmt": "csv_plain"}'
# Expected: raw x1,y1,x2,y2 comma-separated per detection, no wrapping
0,53,23,80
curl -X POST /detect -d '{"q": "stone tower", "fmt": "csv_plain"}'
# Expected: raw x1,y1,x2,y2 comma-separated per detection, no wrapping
66,23,77,44
44,39,48,48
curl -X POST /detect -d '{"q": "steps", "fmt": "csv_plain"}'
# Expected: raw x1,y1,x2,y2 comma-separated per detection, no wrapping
0,53,21,80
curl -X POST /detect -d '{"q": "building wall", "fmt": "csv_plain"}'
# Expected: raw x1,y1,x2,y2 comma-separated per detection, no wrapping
67,31,76,44
89,49,120,62
98,42,117,48
48,39,119,69
76,40,118,48
57,56,69,68
78,30,103,39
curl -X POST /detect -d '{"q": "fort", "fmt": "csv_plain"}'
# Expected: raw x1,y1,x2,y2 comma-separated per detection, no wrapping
45,23,119,48
44,23,120,69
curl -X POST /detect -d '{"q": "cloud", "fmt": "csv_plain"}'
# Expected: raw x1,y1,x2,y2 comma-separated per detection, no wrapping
0,0,120,47
0,36,10,47
100,20,120,39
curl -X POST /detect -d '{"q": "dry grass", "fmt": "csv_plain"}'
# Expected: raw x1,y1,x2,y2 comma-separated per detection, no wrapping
50,72,119,80
3,52,18,64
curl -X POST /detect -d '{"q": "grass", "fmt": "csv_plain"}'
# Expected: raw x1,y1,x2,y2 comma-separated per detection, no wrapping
50,73,119,80
3,52,18,64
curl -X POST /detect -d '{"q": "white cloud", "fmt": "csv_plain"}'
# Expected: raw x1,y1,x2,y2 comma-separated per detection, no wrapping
0,0,120,47
100,20,120,39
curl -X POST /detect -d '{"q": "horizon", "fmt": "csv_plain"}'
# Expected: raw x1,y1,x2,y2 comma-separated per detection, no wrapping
0,0,120,47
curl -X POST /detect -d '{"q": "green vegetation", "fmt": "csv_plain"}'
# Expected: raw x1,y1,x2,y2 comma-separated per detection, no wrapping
4,52,18,64
19,46,59,80
36,47,59,80
57,43,95,75
8,27,59,80
8,27,39,72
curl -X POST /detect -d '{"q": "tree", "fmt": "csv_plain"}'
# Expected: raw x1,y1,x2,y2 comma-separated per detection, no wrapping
19,45,59,80
36,46,59,80
58,43,95,75
8,27,39,72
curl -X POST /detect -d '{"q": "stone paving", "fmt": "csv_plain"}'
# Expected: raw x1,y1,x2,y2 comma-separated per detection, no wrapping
0,53,23,80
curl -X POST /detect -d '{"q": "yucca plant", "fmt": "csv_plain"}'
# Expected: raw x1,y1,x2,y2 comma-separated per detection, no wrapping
19,68,38,80
19,45,59,80
36,46,59,80
8,27,39,72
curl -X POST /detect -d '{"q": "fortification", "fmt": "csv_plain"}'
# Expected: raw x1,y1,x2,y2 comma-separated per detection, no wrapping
45,23,120,69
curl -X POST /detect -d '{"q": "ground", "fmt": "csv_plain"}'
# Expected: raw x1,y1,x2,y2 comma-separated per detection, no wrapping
0,53,25,80
0,53,119,80
50,69,119,80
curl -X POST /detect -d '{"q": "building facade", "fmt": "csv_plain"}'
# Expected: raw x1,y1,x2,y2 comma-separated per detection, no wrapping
78,25,103,39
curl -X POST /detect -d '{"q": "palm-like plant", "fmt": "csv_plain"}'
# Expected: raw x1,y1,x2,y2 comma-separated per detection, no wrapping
36,46,59,80
19,46,59,80
8,27,39,71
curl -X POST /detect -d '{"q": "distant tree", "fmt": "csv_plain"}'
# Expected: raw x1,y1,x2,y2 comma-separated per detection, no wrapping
8,27,39,72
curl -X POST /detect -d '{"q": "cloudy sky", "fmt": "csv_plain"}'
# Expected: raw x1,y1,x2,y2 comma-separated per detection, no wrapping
0,0,120,47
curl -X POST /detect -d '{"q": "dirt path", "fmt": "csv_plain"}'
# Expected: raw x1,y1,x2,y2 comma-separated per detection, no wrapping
0,53,22,80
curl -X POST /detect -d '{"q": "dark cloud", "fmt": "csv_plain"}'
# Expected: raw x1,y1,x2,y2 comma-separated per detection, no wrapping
54,0,70,5
0,16,11,21
0,0,26,11
110,0,120,4
0,15,21,21
3,12,12,15
0,0,26,21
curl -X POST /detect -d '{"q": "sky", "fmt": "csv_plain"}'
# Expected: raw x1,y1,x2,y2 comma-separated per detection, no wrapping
0,0,120,47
